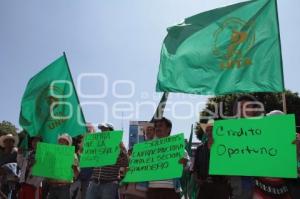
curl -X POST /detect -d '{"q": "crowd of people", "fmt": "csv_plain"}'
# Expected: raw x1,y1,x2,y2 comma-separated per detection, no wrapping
0,95,300,199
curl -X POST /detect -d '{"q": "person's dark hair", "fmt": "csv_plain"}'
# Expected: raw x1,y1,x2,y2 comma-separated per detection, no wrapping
73,135,84,153
154,117,172,132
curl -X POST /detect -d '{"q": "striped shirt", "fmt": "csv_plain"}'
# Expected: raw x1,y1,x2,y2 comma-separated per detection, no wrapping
91,150,129,181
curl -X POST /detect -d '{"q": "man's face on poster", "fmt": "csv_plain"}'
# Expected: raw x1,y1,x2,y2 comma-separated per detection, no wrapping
145,126,155,140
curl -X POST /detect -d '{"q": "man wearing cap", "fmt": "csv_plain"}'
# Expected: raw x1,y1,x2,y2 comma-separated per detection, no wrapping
98,122,114,132
193,119,230,199
86,123,129,199
46,133,79,199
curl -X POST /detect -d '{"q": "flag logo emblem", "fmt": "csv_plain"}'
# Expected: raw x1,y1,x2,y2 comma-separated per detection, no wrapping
213,17,255,70
36,85,68,130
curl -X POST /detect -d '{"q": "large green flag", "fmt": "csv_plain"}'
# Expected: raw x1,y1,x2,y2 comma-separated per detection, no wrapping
19,54,87,143
156,0,284,95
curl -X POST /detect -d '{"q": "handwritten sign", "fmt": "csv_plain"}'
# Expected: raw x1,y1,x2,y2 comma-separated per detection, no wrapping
32,142,75,181
123,133,185,182
209,114,297,178
80,131,123,168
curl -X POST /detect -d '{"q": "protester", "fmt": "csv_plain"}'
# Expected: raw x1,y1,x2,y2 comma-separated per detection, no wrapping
229,95,264,199
193,119,230,199
87,123,96,133
0,133,19,199
70,135,85,199
46,133,79,199
253,110,291,199
0,134,18,166
146,117,190,199
121,124,155,199
288,133,300,199
119,148,147,199
85,123,129,199
0,163,19,199
17,135,43,199
97,122,114,132
71,123,95,199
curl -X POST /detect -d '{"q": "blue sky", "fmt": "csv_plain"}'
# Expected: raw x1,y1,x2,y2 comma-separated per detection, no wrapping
0,0,299,146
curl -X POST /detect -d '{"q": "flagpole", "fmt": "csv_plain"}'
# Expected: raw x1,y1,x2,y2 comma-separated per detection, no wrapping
282,92,287,113
187,124,194,152
275,0,287,113
63,52,88,132
150,92,169,122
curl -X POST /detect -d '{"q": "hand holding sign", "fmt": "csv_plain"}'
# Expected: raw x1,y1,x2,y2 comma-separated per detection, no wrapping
292,133,300,144
123,133,185,182
179,158,188,166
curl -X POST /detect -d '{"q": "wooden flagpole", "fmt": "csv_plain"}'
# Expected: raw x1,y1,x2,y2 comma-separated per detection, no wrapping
282,92,287,113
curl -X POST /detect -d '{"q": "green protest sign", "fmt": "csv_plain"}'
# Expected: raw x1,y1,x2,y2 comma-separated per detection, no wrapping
209,114,297,178
32,142,75,181
123,133,185,182
80,131,123,168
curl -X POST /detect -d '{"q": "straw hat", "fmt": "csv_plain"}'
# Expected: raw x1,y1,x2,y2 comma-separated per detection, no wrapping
0,134,19,148
266,110,284,116
57,133,72,145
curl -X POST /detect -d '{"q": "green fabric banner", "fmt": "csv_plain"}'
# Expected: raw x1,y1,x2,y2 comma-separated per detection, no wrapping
32,142,75,181
156,0,284,95
80,131,123,168
19,55,87,143
209,114,297,178
123,133,185,182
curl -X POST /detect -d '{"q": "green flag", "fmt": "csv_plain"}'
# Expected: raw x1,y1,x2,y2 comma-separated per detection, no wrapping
19,54,87,143
156,0,284,95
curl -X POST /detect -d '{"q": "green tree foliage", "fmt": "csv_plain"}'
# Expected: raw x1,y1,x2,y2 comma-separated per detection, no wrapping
196,91,300,140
